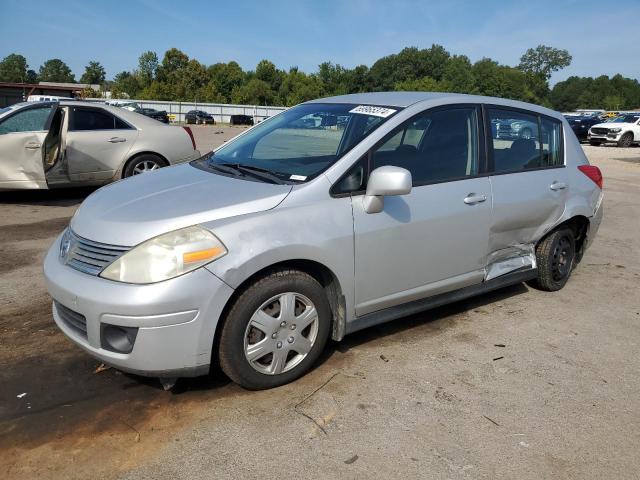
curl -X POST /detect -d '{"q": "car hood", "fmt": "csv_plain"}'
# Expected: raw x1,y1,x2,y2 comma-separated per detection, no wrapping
71,163,292,246
590,122,633,129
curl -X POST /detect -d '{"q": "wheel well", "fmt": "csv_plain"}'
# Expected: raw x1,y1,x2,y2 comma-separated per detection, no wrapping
544,215,590,263
121,151,169,178
212,260,346,363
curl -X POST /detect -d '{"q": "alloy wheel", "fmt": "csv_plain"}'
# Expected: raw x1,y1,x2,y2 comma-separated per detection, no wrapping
132,160,161,175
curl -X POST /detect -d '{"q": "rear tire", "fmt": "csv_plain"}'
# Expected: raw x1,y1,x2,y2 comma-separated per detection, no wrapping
123,154,167,178
530,227,576,292
218,269,331,390
617,132,633,148
589,140,602,146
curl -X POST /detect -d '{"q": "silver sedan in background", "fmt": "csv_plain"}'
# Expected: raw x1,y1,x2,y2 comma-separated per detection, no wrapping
0,101,201,190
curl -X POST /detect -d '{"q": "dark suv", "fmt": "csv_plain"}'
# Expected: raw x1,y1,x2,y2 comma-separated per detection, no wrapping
185,110,215,125
565,115,603,141
229,114,254,126
134,107,169,123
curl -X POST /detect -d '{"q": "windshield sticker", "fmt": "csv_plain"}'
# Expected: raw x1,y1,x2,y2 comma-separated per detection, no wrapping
349,105,397,118
290,174,307,181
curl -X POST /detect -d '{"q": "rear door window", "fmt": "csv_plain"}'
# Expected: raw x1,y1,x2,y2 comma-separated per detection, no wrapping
488,108,564,172
488,109,542,172
0,106,54,134
70,107,129,131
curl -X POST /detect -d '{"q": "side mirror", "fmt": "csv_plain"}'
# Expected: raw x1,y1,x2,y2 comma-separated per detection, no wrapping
363,166,412,214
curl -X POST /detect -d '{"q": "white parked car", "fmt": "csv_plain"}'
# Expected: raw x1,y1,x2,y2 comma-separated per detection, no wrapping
588,113,640,147
0,101,201,190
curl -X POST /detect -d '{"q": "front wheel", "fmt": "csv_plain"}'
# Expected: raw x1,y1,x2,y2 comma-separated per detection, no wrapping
218,269,331,390
530,227,576,291
617,132,633,148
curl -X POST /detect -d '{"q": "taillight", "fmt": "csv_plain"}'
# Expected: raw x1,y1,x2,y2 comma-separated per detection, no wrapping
578,165,603,189
182,126,196,150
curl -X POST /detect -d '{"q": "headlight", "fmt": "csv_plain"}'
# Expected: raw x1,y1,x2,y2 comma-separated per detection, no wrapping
609,128,621,133
101,226,227,284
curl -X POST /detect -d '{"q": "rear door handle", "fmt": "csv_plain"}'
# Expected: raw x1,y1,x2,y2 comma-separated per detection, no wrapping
463,193,487,205
108,137,126,143
550,182,568,191
25,142,41,149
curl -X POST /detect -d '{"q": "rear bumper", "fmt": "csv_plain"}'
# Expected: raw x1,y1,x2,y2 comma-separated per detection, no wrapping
585,195,603,251
44,233,234,377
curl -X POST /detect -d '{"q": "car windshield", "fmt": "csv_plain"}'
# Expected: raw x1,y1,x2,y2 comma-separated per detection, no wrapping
611,115,639,123
203,103,398,182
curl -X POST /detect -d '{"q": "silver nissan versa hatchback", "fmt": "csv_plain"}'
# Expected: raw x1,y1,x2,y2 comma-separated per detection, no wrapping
44,92,603,390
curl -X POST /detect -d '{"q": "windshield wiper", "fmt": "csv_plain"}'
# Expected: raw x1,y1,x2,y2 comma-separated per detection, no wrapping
233,164,285,184
207,162,244,177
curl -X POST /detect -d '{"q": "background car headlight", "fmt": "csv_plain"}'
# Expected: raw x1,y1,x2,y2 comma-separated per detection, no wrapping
609,128,621,133
100,226,227,284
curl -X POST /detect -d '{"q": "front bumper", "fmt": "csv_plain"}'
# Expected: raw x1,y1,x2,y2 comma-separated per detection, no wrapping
587,132,621,143
44,233,234,377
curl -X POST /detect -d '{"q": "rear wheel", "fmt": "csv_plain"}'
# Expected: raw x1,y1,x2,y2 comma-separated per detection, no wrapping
218,269,331,390
530,227,576,292
617,132,633,148
123,154,167,178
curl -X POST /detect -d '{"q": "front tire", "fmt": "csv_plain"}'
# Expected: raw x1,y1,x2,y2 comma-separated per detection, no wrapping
530,227,576,292
218,269,331,390
617,132,633,148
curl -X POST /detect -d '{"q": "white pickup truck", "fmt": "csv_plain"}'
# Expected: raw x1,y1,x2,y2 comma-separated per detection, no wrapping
588,113,640,147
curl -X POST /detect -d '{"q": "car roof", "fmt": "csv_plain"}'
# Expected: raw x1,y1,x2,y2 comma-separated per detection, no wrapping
305,91,562,119
57,100,166,127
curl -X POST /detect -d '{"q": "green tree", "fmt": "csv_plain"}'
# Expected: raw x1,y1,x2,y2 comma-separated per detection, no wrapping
80,61,106,84
278,67,322,105
111,71,140,98
395,76,446,92
518,45,572,81
156,48,189,83
207,61,245,101
38,58,75,83
441,55,473,93
0,53,29,82
231,78,275,105
138,51,158,87
255,59,283,92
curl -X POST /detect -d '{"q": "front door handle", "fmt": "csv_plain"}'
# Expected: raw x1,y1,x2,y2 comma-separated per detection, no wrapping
108,137,127,143
463,193,487,205
25,142,41,149
550,182,568,191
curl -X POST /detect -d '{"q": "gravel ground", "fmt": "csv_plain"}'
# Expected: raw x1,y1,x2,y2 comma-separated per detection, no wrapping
0,129,639,479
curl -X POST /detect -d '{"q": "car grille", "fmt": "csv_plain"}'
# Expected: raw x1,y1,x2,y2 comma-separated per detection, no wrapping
63,230,130,276
54,301,87,338
591,127,609,135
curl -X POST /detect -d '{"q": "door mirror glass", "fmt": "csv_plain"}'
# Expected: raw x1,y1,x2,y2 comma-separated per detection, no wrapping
363,166,412,213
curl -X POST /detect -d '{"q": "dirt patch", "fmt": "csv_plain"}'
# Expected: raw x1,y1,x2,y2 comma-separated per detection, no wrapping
0,217,70,243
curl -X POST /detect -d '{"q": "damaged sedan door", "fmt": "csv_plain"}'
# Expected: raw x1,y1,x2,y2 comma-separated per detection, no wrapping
0,102,67,190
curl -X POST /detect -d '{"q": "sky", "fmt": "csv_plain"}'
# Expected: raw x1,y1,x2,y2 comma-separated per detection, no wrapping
1,0,638,85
